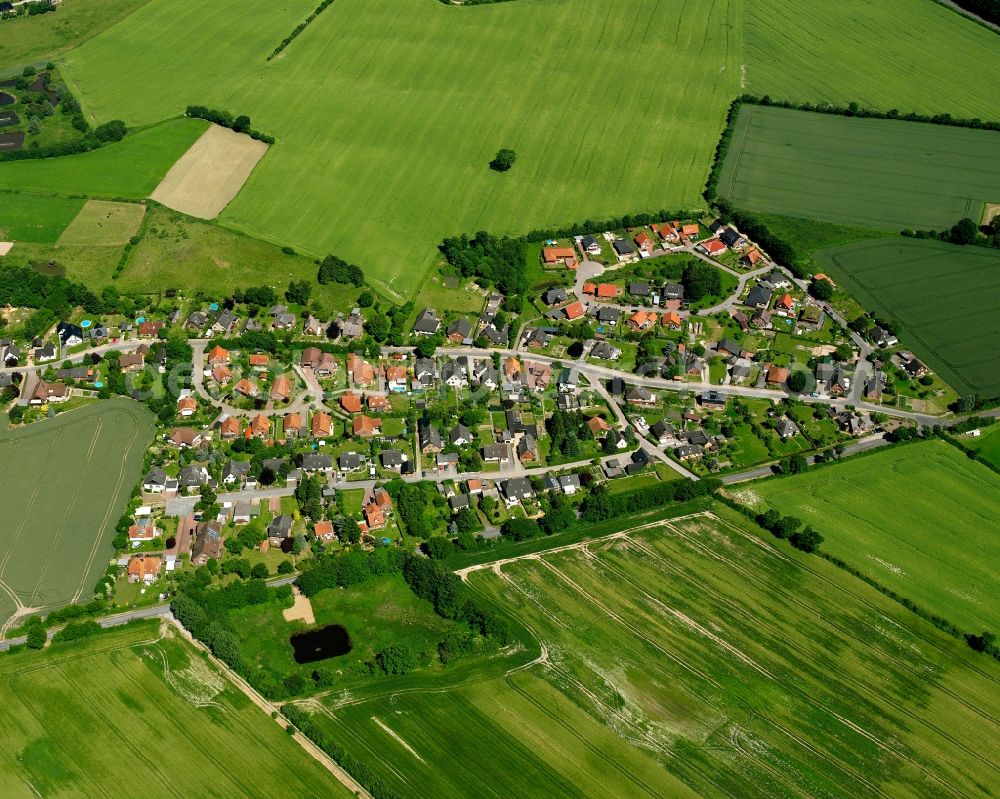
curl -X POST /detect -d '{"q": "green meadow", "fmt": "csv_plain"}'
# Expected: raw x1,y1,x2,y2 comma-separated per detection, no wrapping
0,118,206,199
965,423,1000,469
0,623,354,798
749,440,1000,633
0,400,154,628
298,506,1000,798
0,191,84,244
814,237,1000,397
716,104,1000,230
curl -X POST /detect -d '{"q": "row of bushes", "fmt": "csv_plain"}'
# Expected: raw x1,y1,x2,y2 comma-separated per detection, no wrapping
281,705,402,799
268,0,337,60
579,474,721,522
184,106,275,144
703,97,743,201
713,199,805,275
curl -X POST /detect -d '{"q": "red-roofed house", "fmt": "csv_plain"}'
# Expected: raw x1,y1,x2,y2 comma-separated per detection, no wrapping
653,222,679,242
742,248,763,267
212,365,233,385
661,311,682,330
340,391,362,413
128,555,161,584
582,282,596,295
207,345,230,366
367,394,390,412
635,231,654,254
776,294,794,311
311,411,332,438
542,246,578,269
563,301,585,321
270,374,292,401
220,416,241,439
314,520,335,541
249,414,271,439
177,396,197,417
596,283,621,299
353,414,381,437
698,239,727,257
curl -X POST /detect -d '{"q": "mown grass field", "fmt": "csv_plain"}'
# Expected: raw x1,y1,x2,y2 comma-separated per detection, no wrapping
0,118,206,200
0,400,154,628
0,623,354,798
814,237,1000,397
0,191,85,244
748,440,1000,633
717,105,1000,230
299,506,1000,798
745,0,1000,119
58,0,742,297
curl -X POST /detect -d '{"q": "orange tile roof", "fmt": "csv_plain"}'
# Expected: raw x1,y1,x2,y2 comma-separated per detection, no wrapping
582,282,596,295
233,378,257,396
207,345,229,364
635,231,653,248
596,283,619,298
249,353,269,367
503,356,521,378
744,248,762,265
352,414,380,436
311,412,332,437
220,416,241,437
542,246,576,263
587,415,610,434
661,311,682,327
270,373,292,400
340,391,362,413
364,502,385,529
563,301,585,320
177,396,197,413
314,520,334,539
367,394,390,411
212,365,232,384
777,293,794,310
702,239,726,254
680,223,699,236
128,555,161,580
250,414,271,437
283,412,302,432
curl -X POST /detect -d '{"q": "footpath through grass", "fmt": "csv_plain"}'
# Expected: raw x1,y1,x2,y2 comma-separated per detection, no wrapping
0,622,354,798
298,504,1000,798
745,439,1000,633
814,237,1000,398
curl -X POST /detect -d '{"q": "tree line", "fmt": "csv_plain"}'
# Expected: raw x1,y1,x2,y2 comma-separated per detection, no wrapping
184,106,275,144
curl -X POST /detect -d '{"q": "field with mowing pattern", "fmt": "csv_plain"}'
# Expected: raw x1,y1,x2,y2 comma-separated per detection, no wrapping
297,507,1000,798
748,440,1000,633
813,237,1000,397
0,400,154,629
0,118,206,200
0,191,85,244
716,104,1000,230
0,623,354,798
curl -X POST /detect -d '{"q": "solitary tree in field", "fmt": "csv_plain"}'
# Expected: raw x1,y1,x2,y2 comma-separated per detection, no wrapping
490,148,516,172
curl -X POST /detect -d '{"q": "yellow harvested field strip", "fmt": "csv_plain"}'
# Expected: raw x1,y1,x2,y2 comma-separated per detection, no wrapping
56,199,146,246
150,124,267,219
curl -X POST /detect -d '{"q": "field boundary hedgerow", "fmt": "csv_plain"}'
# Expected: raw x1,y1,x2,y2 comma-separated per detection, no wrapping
268,0,337,60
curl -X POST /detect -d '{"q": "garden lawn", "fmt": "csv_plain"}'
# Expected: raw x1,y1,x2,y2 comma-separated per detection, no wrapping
750,439,1000,633
0,399,154,628
59,0,742,297
0,118,207,199
814,237,1000,398
0,623,354,798
0,191,84,244
298,506,1000,798
716,104,1000,230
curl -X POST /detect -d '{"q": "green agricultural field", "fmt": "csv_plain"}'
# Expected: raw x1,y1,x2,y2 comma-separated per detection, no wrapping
0,191,84,244
0,623,354,798
814,237,1000,397
0,400,154,629
748,439,1000,633
0,118,206,200
57,0,743,296
0,0,152,68
296,506,1000,798
745,0,1000,119
716,105,1000,230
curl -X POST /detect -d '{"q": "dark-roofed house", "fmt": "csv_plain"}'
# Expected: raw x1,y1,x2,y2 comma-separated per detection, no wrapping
192,522,222,566
699,390,727,409
501,477,534,504
380,449,404,470
482,443,510,464
339,452,365,472
413,308,441,336
628,282,650,297
446,318,474,343
719,227,745,248
777,419,800,439
57,322,84,348
450,423,472,446
591,341,621,360
581,235,600,254
745,285,772,309
596,307,621,325
625,386,655,406
543,287,568,306
300,453,333,474
143,468,168,493
267,515,294,545
613,239,636,260
420,421,443,454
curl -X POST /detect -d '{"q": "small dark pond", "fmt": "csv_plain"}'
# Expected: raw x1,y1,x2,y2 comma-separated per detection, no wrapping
290,624,352,664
